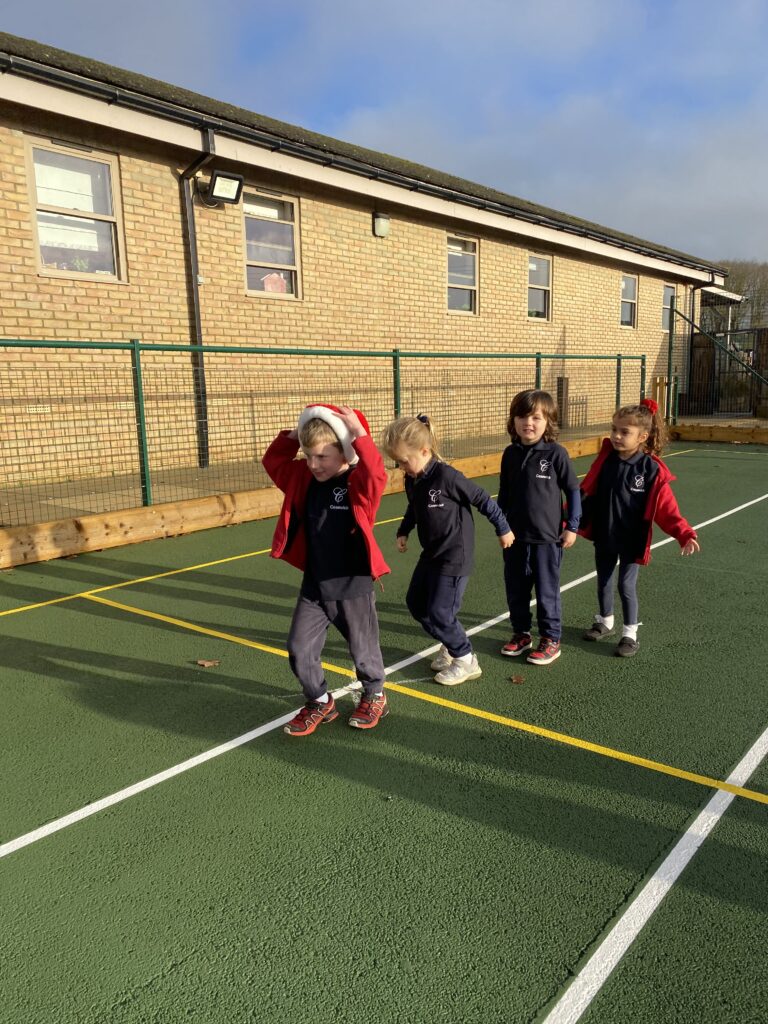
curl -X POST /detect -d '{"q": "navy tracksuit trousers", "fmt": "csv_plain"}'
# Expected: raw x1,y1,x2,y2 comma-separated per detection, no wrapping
503,541,563,642
287,591,386,701
405,559,472,657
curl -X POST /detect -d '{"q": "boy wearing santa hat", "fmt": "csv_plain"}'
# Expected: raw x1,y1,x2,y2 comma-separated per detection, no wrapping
263,404,390,736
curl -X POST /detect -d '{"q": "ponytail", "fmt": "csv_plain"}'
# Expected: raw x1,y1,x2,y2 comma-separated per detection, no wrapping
382,414,442,461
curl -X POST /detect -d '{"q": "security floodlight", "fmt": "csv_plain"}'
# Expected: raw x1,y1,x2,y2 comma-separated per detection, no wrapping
198,169,244,207
373,212,391,238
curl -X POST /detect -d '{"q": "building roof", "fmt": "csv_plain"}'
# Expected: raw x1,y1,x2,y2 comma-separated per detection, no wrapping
0,30,726,277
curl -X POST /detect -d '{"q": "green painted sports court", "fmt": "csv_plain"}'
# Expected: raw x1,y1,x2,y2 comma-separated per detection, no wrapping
1,442,767,1023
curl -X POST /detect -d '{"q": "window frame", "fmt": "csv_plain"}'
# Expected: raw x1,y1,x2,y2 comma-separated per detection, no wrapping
620,274,638,328
25,136,126,283
527,253,552,321
446,234,478,315
242,188,302,300
662,284,676,332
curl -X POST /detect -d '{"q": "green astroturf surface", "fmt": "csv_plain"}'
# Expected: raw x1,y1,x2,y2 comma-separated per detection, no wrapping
1,443,766,1023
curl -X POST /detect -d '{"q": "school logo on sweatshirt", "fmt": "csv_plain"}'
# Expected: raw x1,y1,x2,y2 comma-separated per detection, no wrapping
428,488,444,509
331,487,349,510
630,474,646,494
536,459,552,480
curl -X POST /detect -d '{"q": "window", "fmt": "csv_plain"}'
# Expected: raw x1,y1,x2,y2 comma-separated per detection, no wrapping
28,140,124,280
528,255,551,319
244,192,300,296
447,236,477,313
662,284,676,331
621,275,637,327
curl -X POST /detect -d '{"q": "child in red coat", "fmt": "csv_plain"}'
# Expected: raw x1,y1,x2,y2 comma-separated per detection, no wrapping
578,398,699,657
263,404,390,735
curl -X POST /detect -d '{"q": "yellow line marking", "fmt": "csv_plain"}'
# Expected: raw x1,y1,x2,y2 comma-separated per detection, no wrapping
83,594,356,679
383,682,768,806
83,593,768,805
0,548,273,618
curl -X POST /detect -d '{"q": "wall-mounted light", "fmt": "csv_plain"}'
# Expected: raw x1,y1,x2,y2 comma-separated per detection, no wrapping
373,212,391,238
197,169,245,207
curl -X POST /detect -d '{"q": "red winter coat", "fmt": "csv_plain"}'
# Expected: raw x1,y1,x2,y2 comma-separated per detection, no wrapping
578,439,697,565
262,431,391,580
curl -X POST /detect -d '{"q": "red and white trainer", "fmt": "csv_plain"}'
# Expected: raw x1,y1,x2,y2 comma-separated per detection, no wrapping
526,638,561,665
500,633,533,657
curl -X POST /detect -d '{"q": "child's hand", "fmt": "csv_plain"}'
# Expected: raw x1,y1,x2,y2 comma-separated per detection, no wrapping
287,428,299,440
396,536,408,553
560,529,577,549
681,538,700,556
498,531,515,549
337,405,367,439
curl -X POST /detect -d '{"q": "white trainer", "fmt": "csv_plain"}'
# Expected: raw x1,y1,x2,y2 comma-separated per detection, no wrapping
434,653,482,686
430,645,453,671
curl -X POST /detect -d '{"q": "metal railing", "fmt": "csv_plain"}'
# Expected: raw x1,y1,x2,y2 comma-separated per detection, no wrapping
668,305,768,425
0,339,645,527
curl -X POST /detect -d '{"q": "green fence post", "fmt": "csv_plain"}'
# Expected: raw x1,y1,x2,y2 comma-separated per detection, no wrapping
673,375,679,425
535,352,542,390
615,354,622,408
640,355,646,399
130,337,152,506
392,348,402,417
666,297,676,420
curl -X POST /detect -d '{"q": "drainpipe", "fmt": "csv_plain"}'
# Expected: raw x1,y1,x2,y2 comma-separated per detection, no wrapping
180,127,216,468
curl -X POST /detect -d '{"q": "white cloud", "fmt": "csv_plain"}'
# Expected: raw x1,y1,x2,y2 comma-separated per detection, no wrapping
4,0,768,259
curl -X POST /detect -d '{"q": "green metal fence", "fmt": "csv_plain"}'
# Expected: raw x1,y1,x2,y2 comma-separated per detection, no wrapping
0,339,645,528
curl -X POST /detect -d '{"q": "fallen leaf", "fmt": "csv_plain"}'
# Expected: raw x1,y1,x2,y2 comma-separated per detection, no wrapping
196,659,220,668
509,675,524,685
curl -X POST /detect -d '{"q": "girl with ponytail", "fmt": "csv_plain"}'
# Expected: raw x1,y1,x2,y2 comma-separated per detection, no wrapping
578,397,700,657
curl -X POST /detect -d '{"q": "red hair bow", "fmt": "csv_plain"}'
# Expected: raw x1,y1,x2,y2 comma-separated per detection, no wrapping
640,397,659,415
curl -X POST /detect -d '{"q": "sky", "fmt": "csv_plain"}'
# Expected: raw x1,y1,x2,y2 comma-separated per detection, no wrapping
3,0,768,263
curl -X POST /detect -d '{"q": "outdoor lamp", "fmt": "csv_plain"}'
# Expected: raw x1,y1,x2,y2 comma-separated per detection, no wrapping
373,212,391,237
198,169,245,207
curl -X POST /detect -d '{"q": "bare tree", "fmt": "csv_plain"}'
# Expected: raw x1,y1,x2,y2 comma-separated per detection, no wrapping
718,261,768,329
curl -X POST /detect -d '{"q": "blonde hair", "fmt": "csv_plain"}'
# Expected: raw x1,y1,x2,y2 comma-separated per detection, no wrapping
507,389,559,442
614,403,668,456
299,417,343,452
382,415,442,461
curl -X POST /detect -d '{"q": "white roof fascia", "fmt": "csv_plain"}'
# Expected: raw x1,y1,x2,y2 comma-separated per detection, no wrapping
0,74,724,287
702,285,743,303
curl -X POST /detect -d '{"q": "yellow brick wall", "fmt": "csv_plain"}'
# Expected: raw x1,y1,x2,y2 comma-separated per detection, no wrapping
0,104,696,503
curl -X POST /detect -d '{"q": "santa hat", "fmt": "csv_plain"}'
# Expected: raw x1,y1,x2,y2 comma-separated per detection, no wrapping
297,403,371,465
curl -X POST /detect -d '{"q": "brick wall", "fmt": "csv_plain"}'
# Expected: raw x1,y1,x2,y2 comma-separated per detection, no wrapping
0,103,696,508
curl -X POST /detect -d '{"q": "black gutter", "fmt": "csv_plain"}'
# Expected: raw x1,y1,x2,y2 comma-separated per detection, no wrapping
0,49,721,277
179,128,215,469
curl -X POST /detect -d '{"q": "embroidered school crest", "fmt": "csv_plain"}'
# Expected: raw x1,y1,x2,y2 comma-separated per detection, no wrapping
427,488,444,509
429,489,441,503
539,459,551,473
629,474,646,494
333,487,347,504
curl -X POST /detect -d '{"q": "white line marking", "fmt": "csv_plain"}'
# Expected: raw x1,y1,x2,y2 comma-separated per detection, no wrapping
1,493,766,860
541,722,768,1024
0,683,363,859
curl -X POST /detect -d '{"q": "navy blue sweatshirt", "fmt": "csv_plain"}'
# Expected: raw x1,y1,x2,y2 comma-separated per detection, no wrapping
592,449,660,556
498,439,581,544
397,458,511,576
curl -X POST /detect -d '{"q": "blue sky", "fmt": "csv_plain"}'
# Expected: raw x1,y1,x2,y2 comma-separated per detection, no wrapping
4,0,768,262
